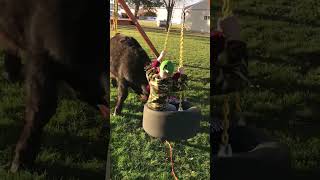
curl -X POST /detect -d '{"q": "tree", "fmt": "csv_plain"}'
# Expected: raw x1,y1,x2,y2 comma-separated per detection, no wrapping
126,0,163,17
162,0,175,31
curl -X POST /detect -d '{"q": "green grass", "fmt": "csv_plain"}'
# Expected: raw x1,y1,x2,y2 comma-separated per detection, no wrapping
110,25,210,179
0,55,107,179
212,0,320,177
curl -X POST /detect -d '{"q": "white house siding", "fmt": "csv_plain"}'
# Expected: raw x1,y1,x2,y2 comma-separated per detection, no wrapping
156,0,210,33
156,8,183,24
185,0,210,33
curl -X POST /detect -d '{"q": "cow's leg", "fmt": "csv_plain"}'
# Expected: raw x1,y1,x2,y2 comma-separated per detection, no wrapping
127,82,148,102
114,78,128,116
3,51,24,82
111,78,117,87
10,54,57,172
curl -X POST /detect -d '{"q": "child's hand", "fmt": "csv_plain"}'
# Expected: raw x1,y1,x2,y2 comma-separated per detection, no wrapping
157,50,166,62
178,67,185,74
160,50,167,57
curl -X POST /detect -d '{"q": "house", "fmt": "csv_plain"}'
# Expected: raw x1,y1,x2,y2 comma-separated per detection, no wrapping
156,0,210,33
110,0,129,18
184,0,210,33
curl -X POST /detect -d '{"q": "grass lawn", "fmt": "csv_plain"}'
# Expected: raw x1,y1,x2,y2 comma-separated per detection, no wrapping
212,0,320,178
138,20,182,30
0,57,107,179
110,25,210,179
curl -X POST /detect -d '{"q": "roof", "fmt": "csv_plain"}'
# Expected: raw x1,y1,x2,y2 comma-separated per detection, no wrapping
184,0,208,10
156,0,209,10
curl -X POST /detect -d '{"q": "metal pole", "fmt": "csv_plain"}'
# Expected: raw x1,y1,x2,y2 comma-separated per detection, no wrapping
117,0,160,57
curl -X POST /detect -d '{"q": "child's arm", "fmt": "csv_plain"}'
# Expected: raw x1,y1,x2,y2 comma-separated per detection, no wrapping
144,52,164,78
157,50,166,62
152,50,166,68
144,50,166,72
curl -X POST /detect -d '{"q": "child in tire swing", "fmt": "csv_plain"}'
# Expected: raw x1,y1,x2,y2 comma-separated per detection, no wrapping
211,15,250,156
144,50,188,111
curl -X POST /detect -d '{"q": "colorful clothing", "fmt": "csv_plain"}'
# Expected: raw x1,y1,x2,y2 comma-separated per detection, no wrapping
211,31,250,95
145,60,188,111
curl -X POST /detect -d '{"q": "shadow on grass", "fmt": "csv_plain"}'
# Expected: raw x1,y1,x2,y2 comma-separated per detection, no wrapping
187,85,210,93
251,50,320,75
125,101,144,113
288,52,320,75
0,123,106,178
248,50,320,94
34,162,105,180
251,74,320,94
199,124,209,133
293,168,320,179
184,65,210,71
234,9,320,28
188,77,210,84
0,123,23,149
185,94,210,107
41,131,107,161
179,141,210,152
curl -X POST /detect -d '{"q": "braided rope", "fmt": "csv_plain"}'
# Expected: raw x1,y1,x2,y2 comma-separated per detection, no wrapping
222,95,230,145
165,141,178,180
179,12,185,68
222,0,233,18
178,8,186,111
235,92,241,113
113,0,118,33
163,22,172,52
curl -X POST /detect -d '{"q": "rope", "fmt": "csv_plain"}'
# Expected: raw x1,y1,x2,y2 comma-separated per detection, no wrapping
113,0,118,34
179,10,185,68
165,141,178,180
178,6,186,111
235,92,241,113
163,22,172,52
221,95,230,145
222,0,233,18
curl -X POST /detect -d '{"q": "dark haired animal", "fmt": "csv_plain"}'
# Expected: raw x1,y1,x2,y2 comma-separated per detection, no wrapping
110,34,149,115
0,0,109,172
